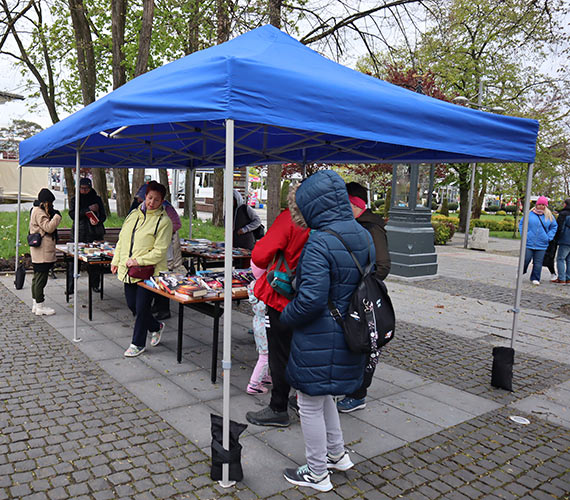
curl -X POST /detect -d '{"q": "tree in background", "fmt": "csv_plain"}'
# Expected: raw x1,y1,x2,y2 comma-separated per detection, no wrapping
0,119,43,153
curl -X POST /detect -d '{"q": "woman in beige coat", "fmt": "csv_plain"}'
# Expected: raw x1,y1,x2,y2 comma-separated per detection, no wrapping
29,188,62,315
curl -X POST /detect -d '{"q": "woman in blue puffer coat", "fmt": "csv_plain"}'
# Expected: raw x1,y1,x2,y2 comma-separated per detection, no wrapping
518,195,557,285
280,170,373,492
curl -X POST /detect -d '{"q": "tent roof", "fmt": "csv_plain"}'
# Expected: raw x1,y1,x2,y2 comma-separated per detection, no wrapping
20,25,538,168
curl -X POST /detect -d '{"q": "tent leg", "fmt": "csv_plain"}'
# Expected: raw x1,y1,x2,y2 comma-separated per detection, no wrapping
219,119,236,488
15,166,23,273
510,162,533,348
73,150,82,343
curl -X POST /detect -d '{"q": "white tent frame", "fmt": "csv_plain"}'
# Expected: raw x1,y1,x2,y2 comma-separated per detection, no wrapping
14,120,534,486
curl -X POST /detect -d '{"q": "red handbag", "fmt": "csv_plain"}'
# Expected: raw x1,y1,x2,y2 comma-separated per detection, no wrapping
127,265,155,280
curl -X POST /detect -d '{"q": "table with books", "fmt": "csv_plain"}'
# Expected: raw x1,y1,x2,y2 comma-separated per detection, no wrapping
139,269,252,383
180,239,252,272
56,242,115,321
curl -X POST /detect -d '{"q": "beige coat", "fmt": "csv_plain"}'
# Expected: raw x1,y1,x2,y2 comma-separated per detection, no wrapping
29,206,62,264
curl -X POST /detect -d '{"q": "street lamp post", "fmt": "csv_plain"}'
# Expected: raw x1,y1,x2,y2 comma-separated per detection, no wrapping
453,80,504,249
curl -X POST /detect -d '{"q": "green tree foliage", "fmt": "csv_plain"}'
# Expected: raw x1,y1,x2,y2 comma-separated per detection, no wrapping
0,119,43,153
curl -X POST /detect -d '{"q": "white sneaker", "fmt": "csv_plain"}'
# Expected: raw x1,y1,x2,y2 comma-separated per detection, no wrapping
550,274,558,282
32,299,36,314
283,465,332,492
35,302,55,316
150,322,165,347
532,280,540,285
326,450,354,471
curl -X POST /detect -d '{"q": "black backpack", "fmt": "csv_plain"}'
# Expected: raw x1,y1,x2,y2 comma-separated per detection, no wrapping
325,229,395,364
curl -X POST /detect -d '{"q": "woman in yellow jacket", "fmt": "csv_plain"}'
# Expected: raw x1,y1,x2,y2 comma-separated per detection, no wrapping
111,181,173,357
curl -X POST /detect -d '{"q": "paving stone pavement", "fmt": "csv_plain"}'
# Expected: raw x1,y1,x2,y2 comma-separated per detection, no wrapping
2,235,570,499
403,276,570,319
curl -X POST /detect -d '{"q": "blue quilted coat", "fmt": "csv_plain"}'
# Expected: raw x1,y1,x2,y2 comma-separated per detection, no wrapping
281,170,373,396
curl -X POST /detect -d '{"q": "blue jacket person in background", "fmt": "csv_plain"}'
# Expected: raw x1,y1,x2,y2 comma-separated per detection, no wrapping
280,170,373,492
518,195,557,285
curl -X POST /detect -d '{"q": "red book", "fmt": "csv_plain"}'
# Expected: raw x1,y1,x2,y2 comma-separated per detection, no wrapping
85,211,99,224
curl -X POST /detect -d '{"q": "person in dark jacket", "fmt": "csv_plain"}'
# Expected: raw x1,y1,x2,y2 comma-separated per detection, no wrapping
233,189,262,250
245,199,310,427
68,177,107,293
336,181,391,413
554,198,570,284
280,170,372,493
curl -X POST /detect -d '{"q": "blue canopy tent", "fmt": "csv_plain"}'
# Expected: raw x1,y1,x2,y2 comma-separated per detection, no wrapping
18,24,539,485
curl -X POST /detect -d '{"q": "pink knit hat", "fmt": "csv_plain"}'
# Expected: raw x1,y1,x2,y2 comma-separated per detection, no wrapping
536,196,548,206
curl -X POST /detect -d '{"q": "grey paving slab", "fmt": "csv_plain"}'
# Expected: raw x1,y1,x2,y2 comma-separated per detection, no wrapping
138,348,202,376
123,376,198,411
97,357,160,384
253,423,306,466
353,400,443,442
382,390,478,427
374,362,432,389
240,434,297,498
74,338,128,361
56,324,104,342
510,396,570,429
159,403,218,448
413,382,502,415
340,414,407,458
367,379,408,400
171,370,228,401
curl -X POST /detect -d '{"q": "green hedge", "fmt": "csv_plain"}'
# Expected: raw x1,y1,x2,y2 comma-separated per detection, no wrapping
471,219,515,231
432,222,451,245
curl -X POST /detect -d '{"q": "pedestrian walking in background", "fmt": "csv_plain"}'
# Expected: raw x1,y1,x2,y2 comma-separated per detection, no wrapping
245,198,310,428
519,196,557,285
30,188,62,316
280,170,373,493
68,177,106,294
337,181,391,413
554,198,570,284
111,181,173,357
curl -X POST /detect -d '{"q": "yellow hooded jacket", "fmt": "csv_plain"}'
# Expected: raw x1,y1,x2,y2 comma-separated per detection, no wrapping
111,205,173,283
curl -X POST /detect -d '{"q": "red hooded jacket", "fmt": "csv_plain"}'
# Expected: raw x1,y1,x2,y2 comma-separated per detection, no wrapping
252,208,310,312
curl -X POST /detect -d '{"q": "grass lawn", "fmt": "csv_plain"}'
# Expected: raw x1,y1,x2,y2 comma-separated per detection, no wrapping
489,231,521,239
0,210,225,260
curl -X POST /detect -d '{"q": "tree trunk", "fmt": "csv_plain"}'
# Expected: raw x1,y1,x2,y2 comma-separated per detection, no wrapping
158,169,171,202
111,0,130,216
68,0,110,214
132,169,146,197
454,163,470,232
473,170,487,220
213,169,224,226
134,0,154,77
265,0,283,228
266,165,282,227
212,0,230,227
184,169,196,218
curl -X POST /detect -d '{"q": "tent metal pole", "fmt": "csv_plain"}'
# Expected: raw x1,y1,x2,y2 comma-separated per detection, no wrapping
15,166,23,273
463,162,476,248
510,162,533,348
219,119,235,488
73,150,82,343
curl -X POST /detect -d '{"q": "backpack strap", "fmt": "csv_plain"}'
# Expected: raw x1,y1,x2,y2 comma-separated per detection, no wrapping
323,228,372,323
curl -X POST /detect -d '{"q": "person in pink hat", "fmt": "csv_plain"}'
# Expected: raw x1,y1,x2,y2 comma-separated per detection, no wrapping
518,196,557,285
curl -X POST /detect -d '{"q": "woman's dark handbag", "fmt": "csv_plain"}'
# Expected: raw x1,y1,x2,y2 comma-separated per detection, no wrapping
127,265,155,280
14,262,26,290
27,233,42,247
89,223,106,241
266,252,295,300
